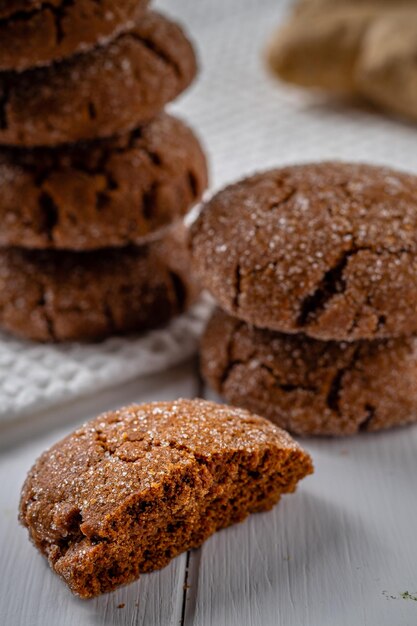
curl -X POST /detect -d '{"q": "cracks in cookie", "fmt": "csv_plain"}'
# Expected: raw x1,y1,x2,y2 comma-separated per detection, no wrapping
188,170,200,200
346,291,379,338
1,0,76,45
376,314,386,332
93,427,209,471
326,369,345,415
50,0,76,45
297,247,366,328
169,272,187,311
87,101,97,121
233,263,241,311
325,345,361,416
95,171,119,211
39,190,59,242
267,186,297,211
359,404,376,432
259,361,318,394
144,150,162,167
128,32,182,78
217,324,318,396
0,81,10,130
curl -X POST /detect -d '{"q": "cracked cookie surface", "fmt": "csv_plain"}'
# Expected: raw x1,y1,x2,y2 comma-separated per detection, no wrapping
19,398,313,597
201,308,417,436
0,114,208,250
0,11,197,146
0,225,199,341
190,162,417,341
0,0,149,72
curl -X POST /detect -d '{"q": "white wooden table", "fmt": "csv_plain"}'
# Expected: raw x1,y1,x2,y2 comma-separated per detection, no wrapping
1,359,417,626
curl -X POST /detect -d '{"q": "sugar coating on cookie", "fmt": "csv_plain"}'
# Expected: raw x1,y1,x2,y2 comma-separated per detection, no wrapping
0,11,197,146
19,398,313,597
0,114,208,250
0,0,149,72
201,308,417,436
190,162,417,341
0,225,198,342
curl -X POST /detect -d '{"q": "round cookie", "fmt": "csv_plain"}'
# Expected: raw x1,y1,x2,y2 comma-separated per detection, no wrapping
0,0,149,72
0,11,197,147
0,114,208,250
190,162,417,341
201,308,417,436
0,226,199,342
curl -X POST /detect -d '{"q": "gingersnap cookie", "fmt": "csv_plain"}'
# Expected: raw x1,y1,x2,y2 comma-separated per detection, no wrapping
0,226,199,342
190,162,417,341
0,0,149,73
0,11,197,147
19,398,313,598
0,114,208,250
201,308,417,436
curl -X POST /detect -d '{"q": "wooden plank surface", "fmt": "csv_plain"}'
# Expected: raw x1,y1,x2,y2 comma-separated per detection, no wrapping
2,364,417,625
184,409,417,626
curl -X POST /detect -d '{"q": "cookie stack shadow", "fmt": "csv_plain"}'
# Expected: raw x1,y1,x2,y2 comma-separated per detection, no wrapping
192,162,417,436
0,1,208,342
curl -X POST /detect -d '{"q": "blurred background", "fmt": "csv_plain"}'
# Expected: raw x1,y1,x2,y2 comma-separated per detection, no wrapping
164,0,417,189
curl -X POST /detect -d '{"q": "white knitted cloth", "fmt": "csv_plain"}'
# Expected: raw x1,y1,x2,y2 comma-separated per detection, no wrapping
2,0,417,424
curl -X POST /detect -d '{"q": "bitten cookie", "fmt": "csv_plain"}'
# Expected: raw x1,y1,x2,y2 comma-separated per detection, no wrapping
0,11,197,146
190,162,417,341
201,309,417,436
19,398,313,598
0,114,208,250
0,226,199,342
0,0,149,72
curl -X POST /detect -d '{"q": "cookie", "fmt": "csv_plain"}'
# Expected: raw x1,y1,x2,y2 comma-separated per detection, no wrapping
19,398,313,598
190,162,417,341
0,114,208,250
201,308,417,436
0,226,199,342
0,0,149,72
0,11,197,147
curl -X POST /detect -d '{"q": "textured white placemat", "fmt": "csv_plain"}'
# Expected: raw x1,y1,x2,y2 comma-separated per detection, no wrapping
2,0,417,424
0,299,211,424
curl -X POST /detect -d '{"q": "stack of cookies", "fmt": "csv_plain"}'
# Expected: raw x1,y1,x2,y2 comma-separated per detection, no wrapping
0,1,208,341
191,162,417,436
